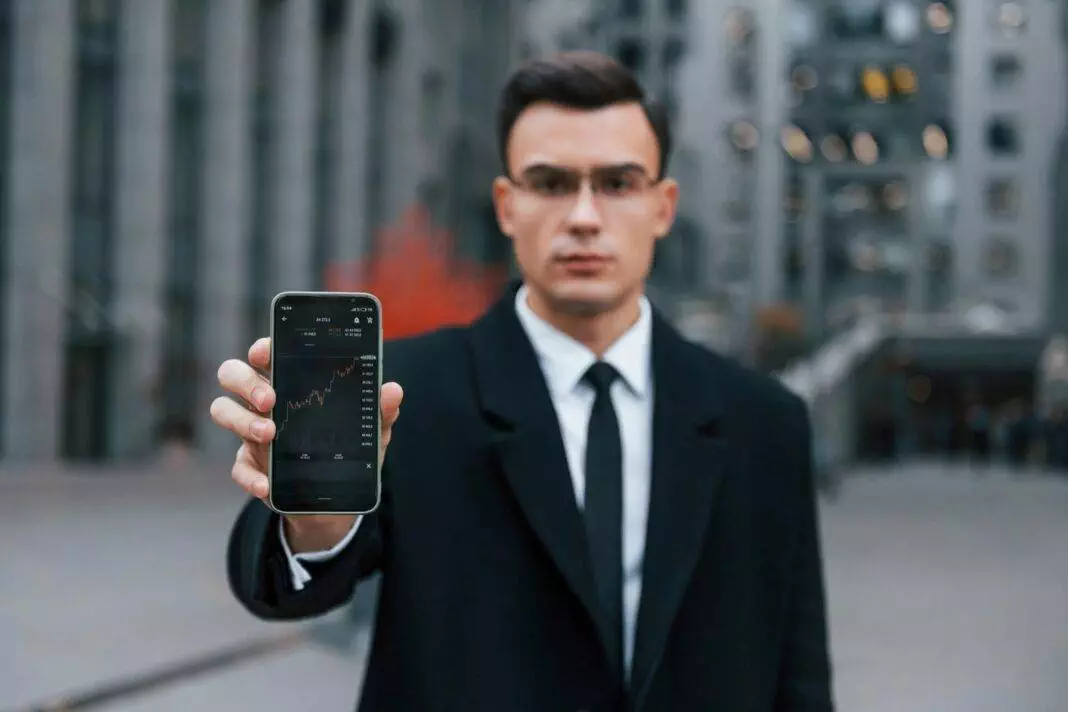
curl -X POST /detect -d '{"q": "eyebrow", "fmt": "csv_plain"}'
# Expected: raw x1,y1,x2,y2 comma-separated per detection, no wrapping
518,161,652,175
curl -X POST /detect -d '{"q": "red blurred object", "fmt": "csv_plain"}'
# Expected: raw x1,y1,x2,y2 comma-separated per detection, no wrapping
324,206,511,340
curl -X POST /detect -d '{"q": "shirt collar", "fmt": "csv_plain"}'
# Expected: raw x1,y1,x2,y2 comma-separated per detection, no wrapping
514,284,652,399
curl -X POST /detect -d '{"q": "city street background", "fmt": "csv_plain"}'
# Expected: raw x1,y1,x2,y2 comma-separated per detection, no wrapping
3,0,1068,709
4,460,1066,712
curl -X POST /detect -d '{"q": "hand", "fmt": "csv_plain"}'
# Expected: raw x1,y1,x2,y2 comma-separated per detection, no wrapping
210,337,403,549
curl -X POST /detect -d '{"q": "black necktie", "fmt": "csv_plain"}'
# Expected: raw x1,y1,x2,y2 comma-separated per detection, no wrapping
583,361,624,680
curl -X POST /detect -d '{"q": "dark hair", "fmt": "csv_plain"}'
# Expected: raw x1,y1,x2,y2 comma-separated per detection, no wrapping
496,50,673,180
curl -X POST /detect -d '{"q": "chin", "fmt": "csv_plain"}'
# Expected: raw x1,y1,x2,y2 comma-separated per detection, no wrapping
547,279,626,316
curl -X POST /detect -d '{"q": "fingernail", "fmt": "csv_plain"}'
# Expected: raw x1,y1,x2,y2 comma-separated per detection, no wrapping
251,420,270,439
251,386,267,409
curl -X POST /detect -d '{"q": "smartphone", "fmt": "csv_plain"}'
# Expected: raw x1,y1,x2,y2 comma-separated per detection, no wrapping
268,291,383,515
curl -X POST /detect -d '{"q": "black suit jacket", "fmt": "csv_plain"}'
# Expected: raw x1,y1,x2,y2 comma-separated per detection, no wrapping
227,285,835,712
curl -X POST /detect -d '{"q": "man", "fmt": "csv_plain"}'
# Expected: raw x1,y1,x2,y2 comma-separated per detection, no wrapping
211,51,834,711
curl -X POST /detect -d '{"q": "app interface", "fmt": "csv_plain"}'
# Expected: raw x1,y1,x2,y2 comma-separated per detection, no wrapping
271,294,380,511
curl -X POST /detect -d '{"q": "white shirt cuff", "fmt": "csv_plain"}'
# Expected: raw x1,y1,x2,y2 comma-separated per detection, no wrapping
277,515,363,591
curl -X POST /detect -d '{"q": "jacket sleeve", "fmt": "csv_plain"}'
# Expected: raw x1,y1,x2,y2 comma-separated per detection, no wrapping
774,396,836,711
226,486,387,621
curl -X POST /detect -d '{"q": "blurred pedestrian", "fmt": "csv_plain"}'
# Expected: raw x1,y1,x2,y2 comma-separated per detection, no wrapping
1046,407,1068,472
211,51,833,712
1003,400,1033,469
967,403,991,470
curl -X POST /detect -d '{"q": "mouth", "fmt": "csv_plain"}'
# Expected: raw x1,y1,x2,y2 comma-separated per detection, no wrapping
555,253,612,266
555,254,613,277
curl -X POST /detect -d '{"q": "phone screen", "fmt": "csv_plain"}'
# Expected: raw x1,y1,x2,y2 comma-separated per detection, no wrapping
269,292,381,514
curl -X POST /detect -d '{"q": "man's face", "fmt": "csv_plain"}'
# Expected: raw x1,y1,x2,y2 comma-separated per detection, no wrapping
493,102,679,317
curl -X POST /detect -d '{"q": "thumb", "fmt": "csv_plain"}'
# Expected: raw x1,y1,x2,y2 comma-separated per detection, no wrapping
381,382,403,427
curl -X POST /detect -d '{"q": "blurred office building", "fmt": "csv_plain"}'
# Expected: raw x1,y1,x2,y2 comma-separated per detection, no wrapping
1,0,1067,464
0,0,522,461
558,0,1068,462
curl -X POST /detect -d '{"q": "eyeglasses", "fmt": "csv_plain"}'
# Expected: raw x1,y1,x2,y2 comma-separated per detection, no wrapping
508,164,659,204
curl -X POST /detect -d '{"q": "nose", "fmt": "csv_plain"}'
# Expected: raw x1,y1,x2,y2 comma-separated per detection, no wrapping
565,183,602,237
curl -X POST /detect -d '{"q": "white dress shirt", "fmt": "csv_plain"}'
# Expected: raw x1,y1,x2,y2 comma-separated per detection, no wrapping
280,285,655,676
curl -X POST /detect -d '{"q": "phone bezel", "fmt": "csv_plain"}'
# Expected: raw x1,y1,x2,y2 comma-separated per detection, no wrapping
267,290,384,516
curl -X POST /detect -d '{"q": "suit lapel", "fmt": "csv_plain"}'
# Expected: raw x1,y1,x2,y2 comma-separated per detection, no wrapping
468,285,611,660
630,313,728,706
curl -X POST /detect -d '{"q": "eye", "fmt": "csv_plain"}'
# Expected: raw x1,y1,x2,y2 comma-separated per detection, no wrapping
530,172,574,195
598,171,641,196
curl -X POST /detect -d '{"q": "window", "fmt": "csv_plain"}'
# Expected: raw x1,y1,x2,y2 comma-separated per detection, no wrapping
922,163,956,227
370,4,398,65
663,37,685,74
923,122,951,159
620,0,644,19
926,1,953,34
0,0,11,452
985,178,1019,217
925,239,954,311
727,120,759,161
993,0,1026,36
926,240,952,276
725,8,756,100
666,0,686,19
884,0,921,43
366,7,399,249
247,0,282,345
65,0,120,459
825,65,856,105
162,0,206,442
69,0,119,324
314,2,345,289
985,236,1020,278
987,118,1020,155
991,54,1022,88
616,39,645,73
319,0,346,34
725,7,755,44
827,2,883,38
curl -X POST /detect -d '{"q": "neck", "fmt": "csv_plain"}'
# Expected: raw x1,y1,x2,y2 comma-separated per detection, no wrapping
525,287,643,358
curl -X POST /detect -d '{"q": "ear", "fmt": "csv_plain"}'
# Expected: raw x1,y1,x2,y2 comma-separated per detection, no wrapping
492,176,516,240
653,178,680,241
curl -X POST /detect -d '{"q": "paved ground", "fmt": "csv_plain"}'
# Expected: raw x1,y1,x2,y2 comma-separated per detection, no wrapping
822,462,1068,712
3,459,1067,711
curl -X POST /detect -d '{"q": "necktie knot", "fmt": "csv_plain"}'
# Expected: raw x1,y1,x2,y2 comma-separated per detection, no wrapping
584,361,619,395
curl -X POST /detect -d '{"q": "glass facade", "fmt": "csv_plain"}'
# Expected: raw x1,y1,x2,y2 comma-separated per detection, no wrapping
314,1,345,288
0,0,11,454
63,0,120,459
366,5,397,249
247,0,280,345
160,0,205,444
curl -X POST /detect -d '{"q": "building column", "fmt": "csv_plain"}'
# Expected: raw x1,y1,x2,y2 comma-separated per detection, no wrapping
267,0,317,293
196,0,253,455
751,0,786,308
1,0,75,461
108,0,169,458
381,0,426,227
330,0,372,263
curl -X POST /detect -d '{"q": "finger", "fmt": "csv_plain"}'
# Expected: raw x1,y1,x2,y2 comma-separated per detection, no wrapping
380,382,404,429
237,439,269,474
217,358,275,412
210,396,276,443
248,338,271,372
231,456,269,500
